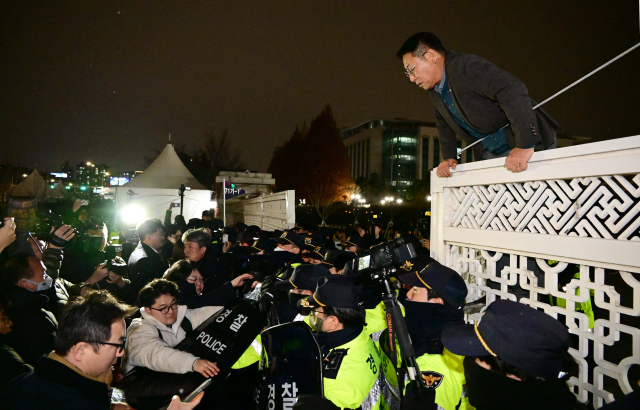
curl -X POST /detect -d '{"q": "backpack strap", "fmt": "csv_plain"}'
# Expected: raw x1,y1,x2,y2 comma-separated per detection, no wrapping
155,317,193,341
181,317,193,336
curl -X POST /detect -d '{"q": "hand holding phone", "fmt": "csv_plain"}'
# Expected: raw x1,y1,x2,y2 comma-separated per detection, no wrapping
184,378,212,402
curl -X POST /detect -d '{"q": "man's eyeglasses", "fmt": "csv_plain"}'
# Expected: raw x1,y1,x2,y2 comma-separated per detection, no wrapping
187,277,206,285
405,52,427,78
149,301,179,315
0,315,11,324
87,339,126,353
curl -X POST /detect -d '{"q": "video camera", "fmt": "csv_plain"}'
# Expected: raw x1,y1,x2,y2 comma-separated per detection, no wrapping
345,236,417,284
31,209,108,252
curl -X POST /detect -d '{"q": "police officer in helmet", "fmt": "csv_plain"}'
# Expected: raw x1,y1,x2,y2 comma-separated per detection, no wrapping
379,255,471,410
296,275,382,410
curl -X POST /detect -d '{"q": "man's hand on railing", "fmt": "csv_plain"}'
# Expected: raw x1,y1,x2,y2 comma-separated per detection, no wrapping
504,147,534,172
436,158,458,178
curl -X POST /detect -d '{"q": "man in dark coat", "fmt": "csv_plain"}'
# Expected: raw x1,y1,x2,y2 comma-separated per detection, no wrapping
0,291,137,410
397,32,559,176
127,218,169,296
2,254,72,366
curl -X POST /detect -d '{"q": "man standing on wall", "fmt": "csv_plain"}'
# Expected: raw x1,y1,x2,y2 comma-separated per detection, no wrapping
397,32,559,176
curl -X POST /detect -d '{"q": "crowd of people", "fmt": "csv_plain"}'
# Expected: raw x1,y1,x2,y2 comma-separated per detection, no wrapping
0,200,637,410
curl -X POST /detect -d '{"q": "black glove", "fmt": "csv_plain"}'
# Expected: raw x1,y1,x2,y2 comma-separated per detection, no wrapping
401,380,436,410
260,275,288,303
293,395,339,410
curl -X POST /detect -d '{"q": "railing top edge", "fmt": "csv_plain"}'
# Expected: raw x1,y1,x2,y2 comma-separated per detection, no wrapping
454,134,640,173
430,135,640,191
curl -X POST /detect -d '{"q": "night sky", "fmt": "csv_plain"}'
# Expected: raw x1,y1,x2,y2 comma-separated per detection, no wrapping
2,1,639,174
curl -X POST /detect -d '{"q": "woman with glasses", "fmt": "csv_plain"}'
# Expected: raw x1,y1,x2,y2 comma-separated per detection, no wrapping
163,259,253,309
121,279,222,378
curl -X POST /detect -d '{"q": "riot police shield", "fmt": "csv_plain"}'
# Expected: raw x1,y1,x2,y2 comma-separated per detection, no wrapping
256,321,323,409
117,299,266,410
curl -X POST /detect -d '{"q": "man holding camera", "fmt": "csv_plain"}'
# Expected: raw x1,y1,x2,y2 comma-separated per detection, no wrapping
60,223,134,303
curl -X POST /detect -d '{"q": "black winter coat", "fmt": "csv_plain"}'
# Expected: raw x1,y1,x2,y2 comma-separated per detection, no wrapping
0,335,32,389
4,286,58,366
0,355,111,410
127,242,169,295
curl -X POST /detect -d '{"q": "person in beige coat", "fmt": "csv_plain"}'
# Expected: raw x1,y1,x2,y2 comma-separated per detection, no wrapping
122,279,221,378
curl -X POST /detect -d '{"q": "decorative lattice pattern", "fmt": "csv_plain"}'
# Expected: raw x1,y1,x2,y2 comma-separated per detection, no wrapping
445,244,640,408
449,175,640,241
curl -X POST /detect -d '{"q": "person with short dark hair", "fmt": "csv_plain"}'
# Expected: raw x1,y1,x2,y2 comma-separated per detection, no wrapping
182,228,247,291
379,256,470,410
2,255,60,365
298,275,382,409
122,278,222,377
397,32,558,176
441,299,579,410
0,291,136,410
127,218,168,295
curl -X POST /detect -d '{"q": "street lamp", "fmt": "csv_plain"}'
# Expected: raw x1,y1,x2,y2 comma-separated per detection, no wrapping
381,196,403,237
351,194,365,224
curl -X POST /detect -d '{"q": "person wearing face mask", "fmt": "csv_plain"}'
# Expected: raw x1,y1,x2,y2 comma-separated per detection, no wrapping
2,254,60,366
274,263,332,324
258,231,307,322
379,256,471,410
163,259,252,309
269,230,306,277
122,279,222,377
296,275,382,410
441,300,580,410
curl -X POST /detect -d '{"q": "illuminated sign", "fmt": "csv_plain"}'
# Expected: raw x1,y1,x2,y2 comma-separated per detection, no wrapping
50,173,68,178
110,177,130,186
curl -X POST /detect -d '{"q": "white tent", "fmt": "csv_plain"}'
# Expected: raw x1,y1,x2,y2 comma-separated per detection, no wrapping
115,144,213,226
11,169,47,199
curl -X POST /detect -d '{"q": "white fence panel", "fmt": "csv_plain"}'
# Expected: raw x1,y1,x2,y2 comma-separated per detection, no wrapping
431,135,640,408
224,191,295,231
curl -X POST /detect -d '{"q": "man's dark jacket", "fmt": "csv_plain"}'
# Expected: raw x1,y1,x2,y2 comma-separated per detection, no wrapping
4,286,58,366
127,241,169,295
0,335,32,389
429,50,560,161
0,355,111,409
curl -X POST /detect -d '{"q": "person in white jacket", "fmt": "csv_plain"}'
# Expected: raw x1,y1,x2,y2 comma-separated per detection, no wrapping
122,278,222,378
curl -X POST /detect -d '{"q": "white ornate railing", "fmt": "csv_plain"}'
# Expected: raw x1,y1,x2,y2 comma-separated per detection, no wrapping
430,135,640,408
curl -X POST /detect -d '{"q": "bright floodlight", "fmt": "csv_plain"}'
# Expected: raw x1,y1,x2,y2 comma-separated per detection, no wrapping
427,195,432,201
122,204,145,225
381,200,386,205
397,199,403,204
